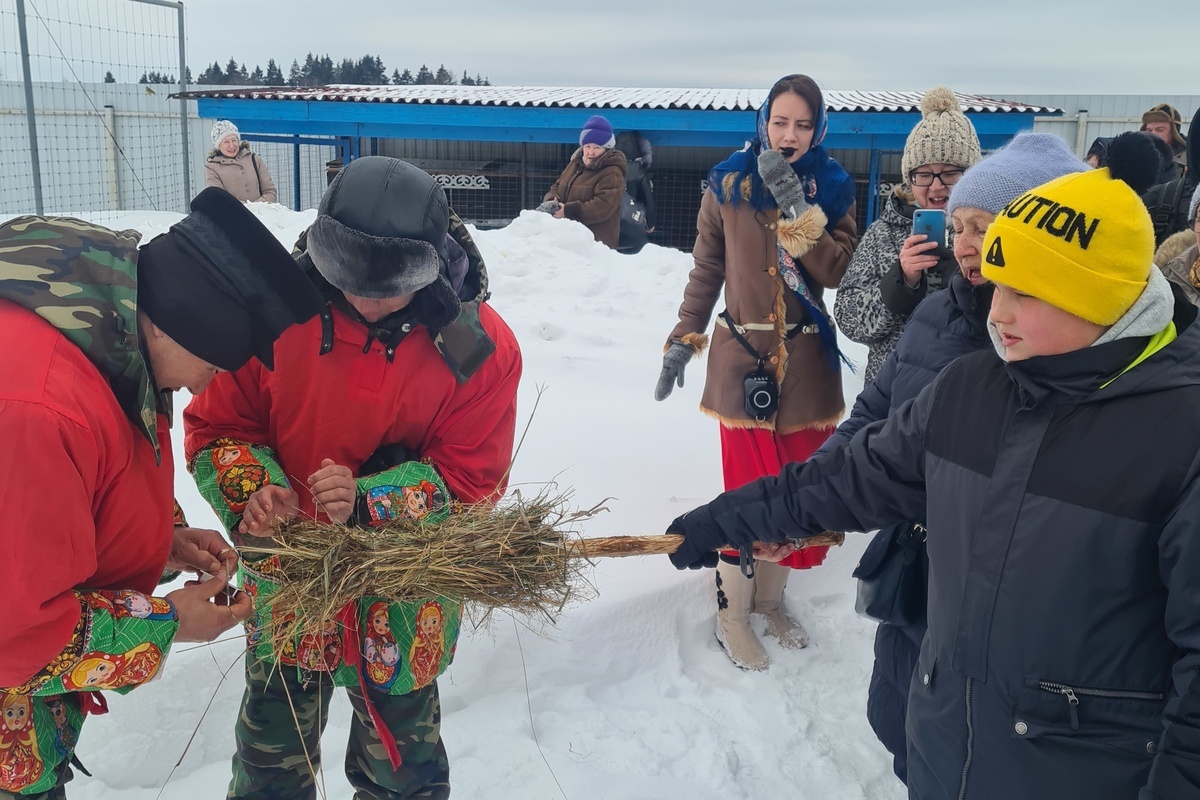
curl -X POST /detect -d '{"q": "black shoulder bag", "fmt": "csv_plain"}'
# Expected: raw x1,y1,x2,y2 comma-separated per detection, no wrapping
852,523,927,627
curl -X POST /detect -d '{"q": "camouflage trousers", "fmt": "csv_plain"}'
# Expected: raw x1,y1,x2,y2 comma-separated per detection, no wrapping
230,652,449,800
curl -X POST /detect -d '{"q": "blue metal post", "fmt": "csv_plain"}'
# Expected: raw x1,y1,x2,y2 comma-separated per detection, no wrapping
292,134,301,210
866,145,881,227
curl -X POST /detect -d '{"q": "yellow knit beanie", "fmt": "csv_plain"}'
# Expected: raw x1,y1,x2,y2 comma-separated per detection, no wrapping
980,134,1160,325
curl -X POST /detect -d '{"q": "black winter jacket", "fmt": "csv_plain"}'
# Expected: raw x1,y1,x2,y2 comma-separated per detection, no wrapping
678,294,1200,800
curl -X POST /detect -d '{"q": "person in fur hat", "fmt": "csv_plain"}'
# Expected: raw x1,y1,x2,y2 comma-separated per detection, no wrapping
834,86,981,382
0,188,322,796
184,156,521,800
1141,102,1188,175
667,134,1200,800
205,120,278,203
539,114,627,249
654,74,858,670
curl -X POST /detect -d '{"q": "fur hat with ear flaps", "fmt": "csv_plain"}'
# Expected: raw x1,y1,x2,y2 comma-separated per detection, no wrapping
306,156,461,330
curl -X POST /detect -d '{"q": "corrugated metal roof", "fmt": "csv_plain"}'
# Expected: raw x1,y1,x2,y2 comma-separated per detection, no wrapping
173,85,1058,113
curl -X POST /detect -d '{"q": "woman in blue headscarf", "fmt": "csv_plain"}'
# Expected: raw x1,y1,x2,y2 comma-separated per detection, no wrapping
654,74,858,670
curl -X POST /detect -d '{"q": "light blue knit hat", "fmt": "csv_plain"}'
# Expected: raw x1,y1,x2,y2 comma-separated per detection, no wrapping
947,132,1088,216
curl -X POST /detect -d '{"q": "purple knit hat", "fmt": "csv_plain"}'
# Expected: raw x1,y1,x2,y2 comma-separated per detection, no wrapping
579,115,615,148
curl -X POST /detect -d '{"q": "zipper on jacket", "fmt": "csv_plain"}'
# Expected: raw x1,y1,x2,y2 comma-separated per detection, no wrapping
957,676,974,800
1038,681,1164,731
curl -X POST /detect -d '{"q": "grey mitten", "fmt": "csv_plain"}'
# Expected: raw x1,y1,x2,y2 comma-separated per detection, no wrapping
654,341,695,401
536,199,561,214
757,149,810,221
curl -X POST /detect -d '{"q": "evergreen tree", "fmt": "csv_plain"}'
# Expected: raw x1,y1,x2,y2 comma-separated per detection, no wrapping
336,58,357,83
433,64,454,85
415,63,434,84
199,61,225,84
265,59,284,85
391,68,402,84
250,65,264,83
461,70,473,86
396,68,414,85
318,55,335,84
287,59,302,86
104,70,115,83
185,66,193,84
225,57,242,84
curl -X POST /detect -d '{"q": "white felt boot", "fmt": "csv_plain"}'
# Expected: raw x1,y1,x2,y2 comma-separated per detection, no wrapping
715,559,769,670
754,560,809,649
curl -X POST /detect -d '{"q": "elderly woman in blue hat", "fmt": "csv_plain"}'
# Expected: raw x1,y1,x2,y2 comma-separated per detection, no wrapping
539,115,627,249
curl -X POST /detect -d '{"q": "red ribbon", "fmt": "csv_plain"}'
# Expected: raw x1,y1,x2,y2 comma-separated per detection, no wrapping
78,691,108,716
336,602,403,771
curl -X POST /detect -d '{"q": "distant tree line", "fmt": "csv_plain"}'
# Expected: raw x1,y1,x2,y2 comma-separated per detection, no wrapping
185,54,489,87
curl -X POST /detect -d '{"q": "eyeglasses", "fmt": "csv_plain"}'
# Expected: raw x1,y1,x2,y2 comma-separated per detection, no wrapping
909,169,965,187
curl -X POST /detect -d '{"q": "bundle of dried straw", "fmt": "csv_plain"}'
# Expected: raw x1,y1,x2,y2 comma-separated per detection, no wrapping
239,490,844,639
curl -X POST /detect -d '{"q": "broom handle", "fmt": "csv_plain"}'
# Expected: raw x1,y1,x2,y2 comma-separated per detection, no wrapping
566,531,845,559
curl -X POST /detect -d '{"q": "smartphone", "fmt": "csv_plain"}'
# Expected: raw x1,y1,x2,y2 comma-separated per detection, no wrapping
912,209,946,250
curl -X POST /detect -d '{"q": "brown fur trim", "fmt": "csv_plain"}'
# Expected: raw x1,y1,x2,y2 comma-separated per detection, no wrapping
698,406,773,431
698,405,845,434
776,205,828,260
777,411,845,435
675,331,709,355
1155,229,1197,268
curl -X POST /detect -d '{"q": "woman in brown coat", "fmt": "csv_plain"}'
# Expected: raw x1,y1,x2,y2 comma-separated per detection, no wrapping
205,120,278,203
654,74,857,670
540,115,627,249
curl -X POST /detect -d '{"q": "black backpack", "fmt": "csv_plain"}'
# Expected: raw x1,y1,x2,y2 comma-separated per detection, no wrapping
1144,175,1194,247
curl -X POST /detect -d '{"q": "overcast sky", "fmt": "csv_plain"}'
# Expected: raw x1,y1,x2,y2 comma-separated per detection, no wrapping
180,0,1195,95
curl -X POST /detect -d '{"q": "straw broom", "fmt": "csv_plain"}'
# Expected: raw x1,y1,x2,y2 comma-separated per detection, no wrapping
241,489,844,645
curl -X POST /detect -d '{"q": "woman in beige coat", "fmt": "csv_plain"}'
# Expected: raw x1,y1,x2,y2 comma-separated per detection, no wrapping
205,120,278,203
654,74,857,670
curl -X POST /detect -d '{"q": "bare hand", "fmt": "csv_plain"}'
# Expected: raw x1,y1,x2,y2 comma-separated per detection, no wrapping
167,526,238,576
553,205,565,219
239,484,300,535
752,541,796,563
308,458,356,524
167,575,254,642
898,234,942,286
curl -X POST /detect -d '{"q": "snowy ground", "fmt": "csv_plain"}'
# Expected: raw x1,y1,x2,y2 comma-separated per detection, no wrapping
46,205,901,799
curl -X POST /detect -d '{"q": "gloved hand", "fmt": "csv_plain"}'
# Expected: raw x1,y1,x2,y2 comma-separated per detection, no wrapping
654,341,695,401
535,199,561,215
757,148,811,221
666,507,721,570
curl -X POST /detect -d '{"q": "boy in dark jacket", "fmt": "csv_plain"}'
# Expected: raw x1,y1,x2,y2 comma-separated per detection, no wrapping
825,131,1088,784
668,135,1200,800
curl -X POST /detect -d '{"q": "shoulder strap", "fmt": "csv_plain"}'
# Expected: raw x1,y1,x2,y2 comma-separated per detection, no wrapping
250,151,263,196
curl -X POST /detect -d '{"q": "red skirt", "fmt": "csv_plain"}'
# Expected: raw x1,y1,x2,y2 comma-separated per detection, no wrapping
719,424,833,570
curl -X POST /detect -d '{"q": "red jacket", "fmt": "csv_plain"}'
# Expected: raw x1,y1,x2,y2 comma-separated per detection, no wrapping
183,301,522,512
0,302,174,687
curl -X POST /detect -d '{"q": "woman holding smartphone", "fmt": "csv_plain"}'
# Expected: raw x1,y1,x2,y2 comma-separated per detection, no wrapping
653,74,857,670
833,87,980,382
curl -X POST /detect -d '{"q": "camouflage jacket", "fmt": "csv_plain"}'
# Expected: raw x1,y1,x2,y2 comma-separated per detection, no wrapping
0,216,183,796
0,215,164,459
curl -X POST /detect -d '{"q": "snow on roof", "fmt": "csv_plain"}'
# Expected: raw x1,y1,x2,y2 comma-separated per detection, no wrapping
175,85,1058,113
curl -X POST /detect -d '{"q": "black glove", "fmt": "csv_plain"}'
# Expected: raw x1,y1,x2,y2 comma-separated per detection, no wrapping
654,341,695,401
666,506,723,570
757,148,811,221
